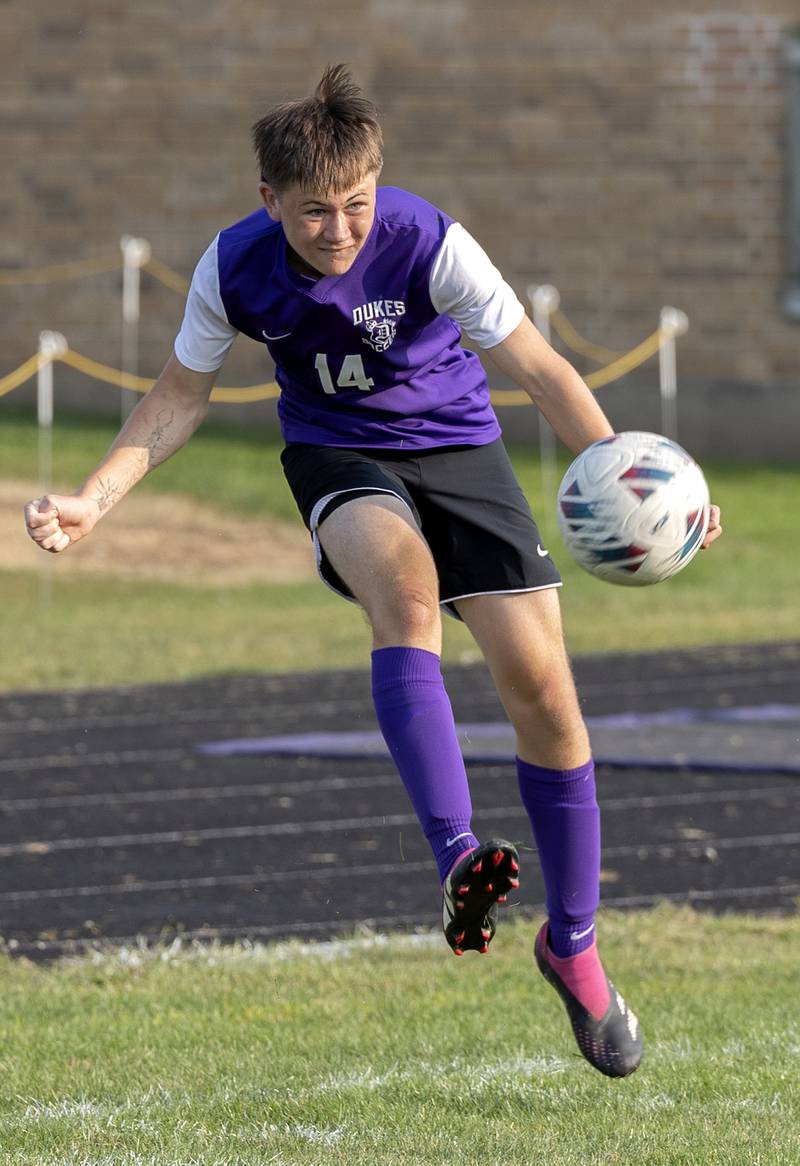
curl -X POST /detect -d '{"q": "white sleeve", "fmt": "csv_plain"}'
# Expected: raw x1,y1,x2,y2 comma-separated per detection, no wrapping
428,222,525,349
173,236,239,372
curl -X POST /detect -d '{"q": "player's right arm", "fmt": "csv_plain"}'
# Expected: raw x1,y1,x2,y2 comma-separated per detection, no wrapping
24,354,217,553
25,235,237,554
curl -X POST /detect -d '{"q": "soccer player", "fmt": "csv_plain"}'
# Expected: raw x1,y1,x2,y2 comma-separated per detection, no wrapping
25,66,721,1077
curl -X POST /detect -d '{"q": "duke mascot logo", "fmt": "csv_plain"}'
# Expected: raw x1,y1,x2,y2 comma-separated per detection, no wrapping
363,317,397,352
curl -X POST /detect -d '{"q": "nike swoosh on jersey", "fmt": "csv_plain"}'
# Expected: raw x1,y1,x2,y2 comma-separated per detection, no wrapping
537,544,549,557
262,329,292,340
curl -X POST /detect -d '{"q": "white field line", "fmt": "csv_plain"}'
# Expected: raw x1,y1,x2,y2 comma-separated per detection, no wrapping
124,924,445,965
6,1033,795,1155
22,1099,109,1121
0,772,400,811
2,816,798,859
4,1159,279,1166
601,831,800,857
307,1052,571,1099
0,749,184,773
8,883,800,959
0,809,435,854
599,882,800,908
0,778,793,815
280,1122,344,1145
83,928,444,968
0,696,370,736
0,860,434,902
2,850,799,913
1,660,796,737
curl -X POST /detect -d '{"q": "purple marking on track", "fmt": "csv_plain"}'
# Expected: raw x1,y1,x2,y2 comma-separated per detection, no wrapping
198,730,389,756
196,705,800,774
710,704,800,722
584,704,800,729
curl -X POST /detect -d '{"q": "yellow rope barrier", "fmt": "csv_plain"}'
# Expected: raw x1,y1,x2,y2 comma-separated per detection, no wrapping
142,257,190,296
0,255,122,286
0,352,50,398
59,349,154,393
584,328,663,390
0,249,672,409
549,309,623,365
491,328,665,405
59,349,281,402
0,253,191,294
0,349,281,402
0,323,668,409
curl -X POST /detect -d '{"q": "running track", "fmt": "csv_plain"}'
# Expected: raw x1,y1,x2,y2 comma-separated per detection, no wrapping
1,641,798,959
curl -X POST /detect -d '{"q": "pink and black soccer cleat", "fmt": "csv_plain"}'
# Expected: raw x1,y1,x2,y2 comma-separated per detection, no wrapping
534,922,643,1078
441,839,520,956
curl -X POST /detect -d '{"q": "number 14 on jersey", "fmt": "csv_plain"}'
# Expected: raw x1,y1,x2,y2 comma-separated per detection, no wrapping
314,353,375,394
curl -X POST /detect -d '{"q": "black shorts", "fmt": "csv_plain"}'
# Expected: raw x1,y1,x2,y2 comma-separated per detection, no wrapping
281,439,562,618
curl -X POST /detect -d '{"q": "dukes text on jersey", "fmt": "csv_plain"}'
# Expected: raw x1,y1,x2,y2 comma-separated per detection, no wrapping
352,299,406,353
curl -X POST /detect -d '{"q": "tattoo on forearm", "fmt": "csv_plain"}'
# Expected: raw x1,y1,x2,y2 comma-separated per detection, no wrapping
92,474,133,514
146,409,175,466
91,409,179,512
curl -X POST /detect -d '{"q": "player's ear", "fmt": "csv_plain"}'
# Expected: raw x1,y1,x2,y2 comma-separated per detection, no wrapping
259,182,281,220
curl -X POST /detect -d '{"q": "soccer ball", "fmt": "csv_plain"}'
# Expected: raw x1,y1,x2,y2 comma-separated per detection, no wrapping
556,431,710,586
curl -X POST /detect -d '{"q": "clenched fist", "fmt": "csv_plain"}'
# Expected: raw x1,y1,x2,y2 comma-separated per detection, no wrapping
23,494,101,554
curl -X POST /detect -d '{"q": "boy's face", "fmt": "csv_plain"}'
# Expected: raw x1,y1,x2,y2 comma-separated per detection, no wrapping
259,173,378,278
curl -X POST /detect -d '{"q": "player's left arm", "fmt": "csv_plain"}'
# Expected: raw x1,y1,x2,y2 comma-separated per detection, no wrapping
428,221,721,546
485,314,613,453
485,315,722,548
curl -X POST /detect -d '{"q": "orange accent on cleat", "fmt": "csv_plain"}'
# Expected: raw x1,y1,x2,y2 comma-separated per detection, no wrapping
454,948,463,956
492,849,504,866
510,858,520,873
497,894,508,903
480,943,489,953
481,928,491,939
509,878,520,888
485,883,493,893
457,885,470,895
472,859,482,873
455,931,466,944
456,901,465,910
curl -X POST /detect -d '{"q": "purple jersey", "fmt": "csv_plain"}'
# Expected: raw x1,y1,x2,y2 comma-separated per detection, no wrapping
177,187,525,448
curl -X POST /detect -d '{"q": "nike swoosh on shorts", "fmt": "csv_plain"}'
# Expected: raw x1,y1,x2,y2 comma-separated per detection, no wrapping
537,544,549,557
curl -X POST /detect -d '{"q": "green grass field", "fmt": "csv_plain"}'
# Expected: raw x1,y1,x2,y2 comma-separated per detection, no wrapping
3,412,798,1164
1,909,797,1165
2,408,798,691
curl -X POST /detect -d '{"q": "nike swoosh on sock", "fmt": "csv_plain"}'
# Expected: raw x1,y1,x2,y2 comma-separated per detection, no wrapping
445,831,473,847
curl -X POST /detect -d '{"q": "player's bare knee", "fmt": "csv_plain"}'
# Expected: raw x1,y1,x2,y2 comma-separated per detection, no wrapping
366,584,441,646
505,671,585,746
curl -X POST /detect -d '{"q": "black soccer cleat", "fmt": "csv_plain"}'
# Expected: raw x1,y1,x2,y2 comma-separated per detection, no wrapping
534,923,643,1078
441,839,520,955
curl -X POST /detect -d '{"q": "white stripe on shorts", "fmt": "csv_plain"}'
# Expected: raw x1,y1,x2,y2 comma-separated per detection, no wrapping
309,487,414,532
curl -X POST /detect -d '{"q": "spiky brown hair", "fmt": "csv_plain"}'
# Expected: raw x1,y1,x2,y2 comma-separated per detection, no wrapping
252,65,383,194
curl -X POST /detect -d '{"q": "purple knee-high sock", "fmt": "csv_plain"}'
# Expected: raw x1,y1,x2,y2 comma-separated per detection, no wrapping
517,756,600,957
372,647,479,882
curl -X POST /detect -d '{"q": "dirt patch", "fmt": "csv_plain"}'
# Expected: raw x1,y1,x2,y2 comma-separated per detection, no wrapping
3,480,317,586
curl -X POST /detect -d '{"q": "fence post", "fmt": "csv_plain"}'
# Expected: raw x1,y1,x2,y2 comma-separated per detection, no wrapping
37,330,68,607
120,236,151,421
658,307,689,442
527,284,560,504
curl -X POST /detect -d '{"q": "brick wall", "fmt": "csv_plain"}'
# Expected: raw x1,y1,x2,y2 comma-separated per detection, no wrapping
2,1,798,455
